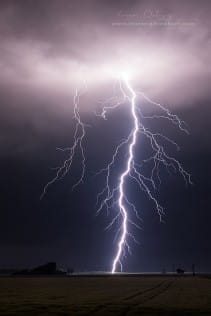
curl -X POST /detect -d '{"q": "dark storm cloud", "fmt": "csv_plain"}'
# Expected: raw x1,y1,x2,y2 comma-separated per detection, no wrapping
0,0,210,153
0,1,211,271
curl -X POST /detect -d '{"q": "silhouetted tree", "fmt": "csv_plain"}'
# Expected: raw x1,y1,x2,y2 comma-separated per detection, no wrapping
192,264,195,276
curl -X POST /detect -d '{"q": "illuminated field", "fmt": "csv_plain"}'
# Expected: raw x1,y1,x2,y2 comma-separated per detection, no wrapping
1,276,211,315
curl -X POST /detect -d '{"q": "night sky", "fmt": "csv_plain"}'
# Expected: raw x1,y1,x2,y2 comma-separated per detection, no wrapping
0,0,210,273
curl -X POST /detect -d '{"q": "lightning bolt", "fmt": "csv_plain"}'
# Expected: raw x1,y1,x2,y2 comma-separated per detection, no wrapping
96,75,192,273
111,76,138,273
41,73,192,274
40,85,86,200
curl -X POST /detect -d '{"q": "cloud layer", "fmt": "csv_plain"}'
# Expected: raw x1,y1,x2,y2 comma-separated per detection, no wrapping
0,0,210,111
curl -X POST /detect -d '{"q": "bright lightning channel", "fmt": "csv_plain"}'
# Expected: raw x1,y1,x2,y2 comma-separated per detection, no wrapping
111,75,138,273
41,72,192,274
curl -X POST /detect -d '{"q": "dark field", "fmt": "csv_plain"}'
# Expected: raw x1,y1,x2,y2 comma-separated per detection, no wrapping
1,276,211,315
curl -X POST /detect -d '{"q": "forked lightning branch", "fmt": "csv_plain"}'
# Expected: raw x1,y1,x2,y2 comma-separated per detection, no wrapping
41,73,192,273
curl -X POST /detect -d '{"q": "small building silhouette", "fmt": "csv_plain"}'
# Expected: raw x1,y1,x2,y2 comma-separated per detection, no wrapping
176,268,184,275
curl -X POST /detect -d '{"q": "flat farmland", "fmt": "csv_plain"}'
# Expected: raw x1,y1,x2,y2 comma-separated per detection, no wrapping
0,276,211,315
